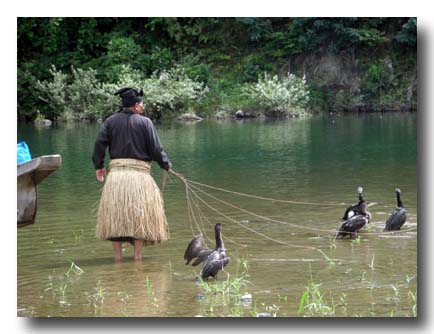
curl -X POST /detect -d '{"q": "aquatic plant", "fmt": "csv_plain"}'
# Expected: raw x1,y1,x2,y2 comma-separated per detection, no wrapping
86,280,106,315
194,258,251,317
145,276,153,297
58,280,69,300
369,255,375,271
93,280,105,303
391,285,401,304
351,236,362,244
197,257,250,298
328,235,337,251
317,249,336,266
66,261,84,276
408,291,417,317
44,261,84,301
337,293,348,315
298,281,335,317
297,267,335,317
196,273,249,298
73,229,84,242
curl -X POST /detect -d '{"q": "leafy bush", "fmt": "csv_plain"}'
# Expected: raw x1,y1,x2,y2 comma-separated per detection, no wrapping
244,72,310,117
36,66,107,121
362,63,390,100
34,64,209,121
179,54,210,84
35,66,69,120
140,66,209,119
67,67,108,121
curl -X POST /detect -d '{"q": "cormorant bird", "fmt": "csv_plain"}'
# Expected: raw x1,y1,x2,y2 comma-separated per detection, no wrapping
342,186,365,220
184,223,230,280
384,188,407,231
336,202,372,239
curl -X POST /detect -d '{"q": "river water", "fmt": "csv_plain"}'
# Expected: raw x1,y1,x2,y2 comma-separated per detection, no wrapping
17,113,417,317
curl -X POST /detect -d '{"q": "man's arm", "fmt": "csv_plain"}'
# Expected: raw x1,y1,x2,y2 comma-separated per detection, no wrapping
144,118,171,170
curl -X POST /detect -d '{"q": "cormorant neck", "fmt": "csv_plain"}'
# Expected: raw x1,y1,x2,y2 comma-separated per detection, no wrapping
396,192,403,208
215,225,223,249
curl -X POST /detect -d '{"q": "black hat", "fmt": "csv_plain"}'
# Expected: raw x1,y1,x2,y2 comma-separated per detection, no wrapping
114,87,144,107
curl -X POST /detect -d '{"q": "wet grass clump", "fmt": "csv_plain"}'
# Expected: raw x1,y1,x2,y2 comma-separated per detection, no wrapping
44,261,84,302
297,273,336,317
194,258,252,316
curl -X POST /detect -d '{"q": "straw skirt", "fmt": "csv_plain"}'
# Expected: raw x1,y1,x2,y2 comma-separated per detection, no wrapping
96,159,168,244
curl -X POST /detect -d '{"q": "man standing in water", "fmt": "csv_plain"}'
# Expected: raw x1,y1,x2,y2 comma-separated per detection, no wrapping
92,87,171,262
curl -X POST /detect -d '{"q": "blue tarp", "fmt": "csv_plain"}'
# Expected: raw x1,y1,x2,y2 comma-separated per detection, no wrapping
17,141,32,164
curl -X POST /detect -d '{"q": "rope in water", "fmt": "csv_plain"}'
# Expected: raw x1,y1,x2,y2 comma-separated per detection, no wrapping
175,171,326,255
186,182,249,248
184,174,248,248
169,169,417,242
178,175,347,206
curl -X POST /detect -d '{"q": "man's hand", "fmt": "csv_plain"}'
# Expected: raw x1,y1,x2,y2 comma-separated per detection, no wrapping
96,168,106,182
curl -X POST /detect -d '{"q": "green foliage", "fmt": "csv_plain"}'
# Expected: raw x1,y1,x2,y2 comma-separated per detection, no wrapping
242,54,274,82
235,18,273,42
306,82,332,112
263,31,301,57
17,17,417,120
362,63,390,101
35,66,69,120
286,18,389,53
179,54,210,84
106,36,142,66
36,66,109,121
35,64,209,121
297,270,335,317
141,66,209,120
394,18,417,47
347,27,388,47
17,63,44,120
245,72,310,117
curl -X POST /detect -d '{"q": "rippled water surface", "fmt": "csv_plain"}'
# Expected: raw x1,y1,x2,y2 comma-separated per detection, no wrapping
17,113,417,317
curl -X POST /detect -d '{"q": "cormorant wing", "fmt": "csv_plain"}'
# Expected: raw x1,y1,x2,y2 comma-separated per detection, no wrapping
191,249,214,266
200,252,230,279
385,208,407,231
184,234,209,265
338,215,368,234
342,203,357,220
346,215,369,231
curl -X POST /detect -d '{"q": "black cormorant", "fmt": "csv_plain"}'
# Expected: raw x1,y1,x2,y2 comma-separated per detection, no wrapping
336,202,372,239
384,188,407,231
342,186,365,220
184,223,230,280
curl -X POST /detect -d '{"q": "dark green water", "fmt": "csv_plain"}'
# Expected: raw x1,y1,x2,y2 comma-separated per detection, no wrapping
17,113,417,317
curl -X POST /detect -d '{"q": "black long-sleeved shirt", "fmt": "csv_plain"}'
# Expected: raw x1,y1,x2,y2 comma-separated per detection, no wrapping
92,110,171,170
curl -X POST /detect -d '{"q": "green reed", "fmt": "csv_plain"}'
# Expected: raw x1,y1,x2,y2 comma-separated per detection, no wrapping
297,265,335,317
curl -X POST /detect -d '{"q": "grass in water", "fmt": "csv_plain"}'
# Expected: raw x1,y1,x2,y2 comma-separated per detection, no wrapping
195,258,251,316
297,265,335,317
44,261,84,302
317,249,335,266
145,276,153,297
